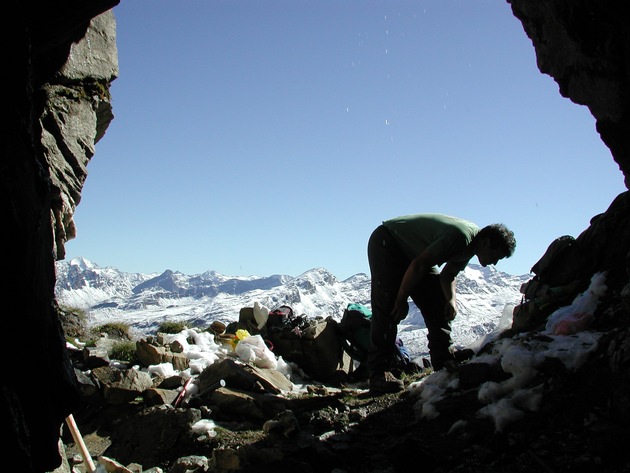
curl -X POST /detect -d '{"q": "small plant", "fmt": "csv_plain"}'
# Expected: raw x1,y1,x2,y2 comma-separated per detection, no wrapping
92,322,131,340
109,341,137,362
158,321,187,334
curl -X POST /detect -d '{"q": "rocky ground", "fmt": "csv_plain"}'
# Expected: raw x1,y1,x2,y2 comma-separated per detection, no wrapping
63,347,630,473
58,287,630,473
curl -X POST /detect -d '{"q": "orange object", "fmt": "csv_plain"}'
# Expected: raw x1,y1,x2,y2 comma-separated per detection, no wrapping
65,414,96,473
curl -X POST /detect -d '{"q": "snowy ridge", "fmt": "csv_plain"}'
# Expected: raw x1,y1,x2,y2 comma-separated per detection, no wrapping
55,258,530,358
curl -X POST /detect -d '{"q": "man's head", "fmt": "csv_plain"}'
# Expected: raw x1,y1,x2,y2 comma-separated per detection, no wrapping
474,223,516,267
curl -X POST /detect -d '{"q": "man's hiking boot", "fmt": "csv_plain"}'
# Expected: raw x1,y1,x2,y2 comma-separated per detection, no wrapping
430,359,458,373
430,348,474,372
369,371,404,394
453,348,475,363
391,360,423,378
430,353,454,372
349,362,369,382
444,360,460,373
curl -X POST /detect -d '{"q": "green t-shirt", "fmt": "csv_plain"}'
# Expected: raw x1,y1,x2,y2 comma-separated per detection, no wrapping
382,213,479,273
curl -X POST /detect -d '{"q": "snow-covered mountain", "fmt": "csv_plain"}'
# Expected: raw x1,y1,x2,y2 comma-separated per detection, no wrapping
55,257,530,359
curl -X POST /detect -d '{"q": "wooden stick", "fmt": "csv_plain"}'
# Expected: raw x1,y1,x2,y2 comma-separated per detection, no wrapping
65,414,97,473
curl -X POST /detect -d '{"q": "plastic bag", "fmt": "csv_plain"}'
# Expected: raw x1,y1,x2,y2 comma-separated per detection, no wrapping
545,272,607,335
253,301,269,330
235,334,277,369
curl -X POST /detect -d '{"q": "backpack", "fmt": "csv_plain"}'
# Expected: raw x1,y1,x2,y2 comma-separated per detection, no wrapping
512,191,630,333
338,303,412,374
512,235,590,332
265,314,348,381
238,306,265,335
338,303,372,363
266,305,294,331
224,306,268,336
522,235,576,299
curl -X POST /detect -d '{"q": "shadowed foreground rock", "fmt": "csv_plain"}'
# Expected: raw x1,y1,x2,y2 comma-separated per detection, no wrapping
59,295,630,473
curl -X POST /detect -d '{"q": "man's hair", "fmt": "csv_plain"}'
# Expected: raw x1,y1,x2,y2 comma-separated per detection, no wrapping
477,223,516,257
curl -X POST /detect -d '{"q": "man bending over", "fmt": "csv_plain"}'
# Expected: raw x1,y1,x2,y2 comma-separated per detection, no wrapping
367,213,516,394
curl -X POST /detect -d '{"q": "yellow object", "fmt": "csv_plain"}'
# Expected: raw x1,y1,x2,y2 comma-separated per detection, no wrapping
231,329,251,349
216,329,252,351
235,329,250,340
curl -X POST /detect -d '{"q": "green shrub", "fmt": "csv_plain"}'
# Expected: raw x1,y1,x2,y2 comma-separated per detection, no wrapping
157,321,187,334
92,322,131,340
109,341,137,362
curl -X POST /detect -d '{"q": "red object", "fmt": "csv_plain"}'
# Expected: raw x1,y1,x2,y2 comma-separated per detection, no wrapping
173,377,193,407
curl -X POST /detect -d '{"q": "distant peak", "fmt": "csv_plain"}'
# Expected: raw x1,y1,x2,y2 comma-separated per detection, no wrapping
69,257,94,270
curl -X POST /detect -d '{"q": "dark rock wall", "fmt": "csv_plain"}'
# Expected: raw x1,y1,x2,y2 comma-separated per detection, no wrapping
43,11,119,260
1,2,118,472
510,0,630,427
509,0,630,187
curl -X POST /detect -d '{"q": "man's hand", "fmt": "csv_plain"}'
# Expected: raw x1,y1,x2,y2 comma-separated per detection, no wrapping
443,300,457,321
391,298,409,324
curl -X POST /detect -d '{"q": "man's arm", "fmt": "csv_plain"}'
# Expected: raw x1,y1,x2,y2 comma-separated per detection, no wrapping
391,249,440,322
440,262,462,320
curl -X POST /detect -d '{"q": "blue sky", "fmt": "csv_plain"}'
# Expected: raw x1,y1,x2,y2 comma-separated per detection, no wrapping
65,0,626,280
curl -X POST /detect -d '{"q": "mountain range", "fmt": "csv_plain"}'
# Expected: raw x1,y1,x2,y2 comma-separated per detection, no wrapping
55,257,531,359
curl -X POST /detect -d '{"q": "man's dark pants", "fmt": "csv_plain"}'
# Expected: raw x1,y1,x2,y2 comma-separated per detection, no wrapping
367,225,453,375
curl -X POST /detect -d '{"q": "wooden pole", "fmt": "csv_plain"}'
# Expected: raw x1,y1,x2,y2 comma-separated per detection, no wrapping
65,414,97,473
